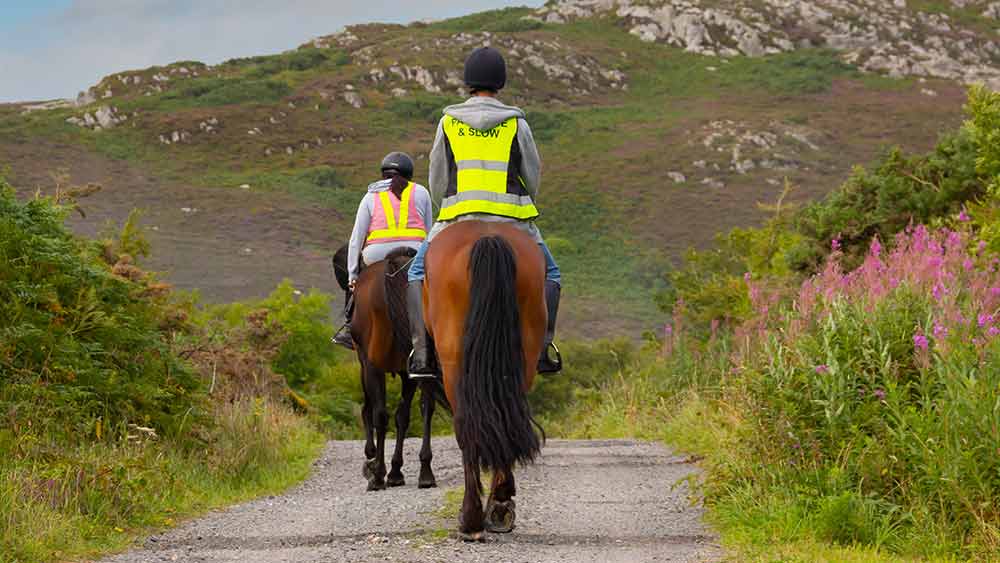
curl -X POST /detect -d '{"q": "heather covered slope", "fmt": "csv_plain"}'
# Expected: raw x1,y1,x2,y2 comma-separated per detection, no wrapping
0,3,984,336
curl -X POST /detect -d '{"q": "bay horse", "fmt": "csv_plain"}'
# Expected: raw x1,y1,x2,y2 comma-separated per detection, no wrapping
333,245,445,491
422,221,546,540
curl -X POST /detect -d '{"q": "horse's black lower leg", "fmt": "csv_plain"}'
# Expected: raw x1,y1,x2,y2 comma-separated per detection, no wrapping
363,364,389,491
485,468,517,533
361,364,376,474
458,421,485,540
418,379,437,489
388,376,417,487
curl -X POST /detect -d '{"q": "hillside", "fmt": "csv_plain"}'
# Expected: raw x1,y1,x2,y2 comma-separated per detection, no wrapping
1,1,993,336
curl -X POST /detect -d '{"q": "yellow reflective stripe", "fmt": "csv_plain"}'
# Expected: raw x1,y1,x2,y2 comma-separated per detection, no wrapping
367,228,426,240
437,199,539,221
398,182,412,229
378,191,396,230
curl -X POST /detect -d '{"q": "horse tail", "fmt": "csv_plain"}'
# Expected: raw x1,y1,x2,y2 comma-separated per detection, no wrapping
384,247,417,360
456,236,541,475
332,244,351,292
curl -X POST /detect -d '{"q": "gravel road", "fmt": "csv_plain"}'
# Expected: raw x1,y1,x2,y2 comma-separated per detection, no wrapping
99,438,720,563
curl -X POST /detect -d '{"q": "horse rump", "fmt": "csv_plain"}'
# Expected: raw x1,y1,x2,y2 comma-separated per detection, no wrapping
456,236,541,474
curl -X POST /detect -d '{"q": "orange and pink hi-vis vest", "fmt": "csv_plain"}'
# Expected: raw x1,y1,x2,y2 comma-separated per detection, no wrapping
365,182,427,244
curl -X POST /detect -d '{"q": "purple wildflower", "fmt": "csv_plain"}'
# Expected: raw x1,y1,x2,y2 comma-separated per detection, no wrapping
933,323,948,339
831,238,841,252
815,365,830,374
873,389,886,400
959,209,971,222
914,333,929,351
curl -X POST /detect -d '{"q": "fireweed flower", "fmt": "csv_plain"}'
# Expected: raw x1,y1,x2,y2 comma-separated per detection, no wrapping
914,333,929,351
959,209,971,222
831,238,841,252
933,323,948,339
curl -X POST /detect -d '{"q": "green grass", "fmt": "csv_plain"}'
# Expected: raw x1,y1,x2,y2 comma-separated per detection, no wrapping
425,7,544,33
1,402,323,563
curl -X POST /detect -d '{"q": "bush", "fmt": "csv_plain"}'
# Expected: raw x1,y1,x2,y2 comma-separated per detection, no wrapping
387,94,453,124
162,77,291,107
0,176,324,563
0,180,200,437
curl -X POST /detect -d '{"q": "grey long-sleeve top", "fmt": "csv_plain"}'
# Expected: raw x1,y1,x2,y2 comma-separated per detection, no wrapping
347,180,433,282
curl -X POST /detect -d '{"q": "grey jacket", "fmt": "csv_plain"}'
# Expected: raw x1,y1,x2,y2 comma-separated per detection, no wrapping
347,179,433,282
426,96,544,243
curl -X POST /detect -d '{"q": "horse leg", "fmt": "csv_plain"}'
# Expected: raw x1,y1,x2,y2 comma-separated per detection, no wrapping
388,375,417,487
485,469,517,534
417,379,437,489
361,362,376,482
363,364,389,491
458,428,485,541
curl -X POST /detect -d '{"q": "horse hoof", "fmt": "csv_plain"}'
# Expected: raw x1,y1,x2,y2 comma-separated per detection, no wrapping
418,477,437,489
484,499,516,534
366,480,386,492
386,474,405,488
458,530,486,542
362,458,376,479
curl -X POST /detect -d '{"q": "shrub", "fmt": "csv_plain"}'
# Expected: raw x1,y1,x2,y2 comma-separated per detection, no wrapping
387,94,453,124
162,77,291,107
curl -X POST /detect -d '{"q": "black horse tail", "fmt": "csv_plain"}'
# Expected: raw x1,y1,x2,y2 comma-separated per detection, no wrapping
384,246,417,360
332,243,351,292
456,236,541,476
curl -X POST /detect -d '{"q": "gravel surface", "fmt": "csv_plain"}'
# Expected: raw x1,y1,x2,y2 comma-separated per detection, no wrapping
99,439,720,563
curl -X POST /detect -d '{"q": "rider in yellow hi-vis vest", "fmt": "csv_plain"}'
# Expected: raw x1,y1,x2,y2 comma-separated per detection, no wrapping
405,46,562,377
332,152,433,350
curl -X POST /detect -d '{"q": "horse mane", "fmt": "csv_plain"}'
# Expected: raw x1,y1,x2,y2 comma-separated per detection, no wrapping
384,246,417,361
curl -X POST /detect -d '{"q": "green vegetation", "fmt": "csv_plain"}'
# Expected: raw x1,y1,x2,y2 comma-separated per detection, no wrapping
544,87,1000,560
425,7,544,33
0,179,324,563
159,77,292,108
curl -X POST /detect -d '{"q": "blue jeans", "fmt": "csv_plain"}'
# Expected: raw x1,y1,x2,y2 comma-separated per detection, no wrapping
408,238,561,286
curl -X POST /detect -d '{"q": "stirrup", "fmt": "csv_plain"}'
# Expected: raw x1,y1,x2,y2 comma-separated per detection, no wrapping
537,342,562,374
331,329,354,350
407,350,438,379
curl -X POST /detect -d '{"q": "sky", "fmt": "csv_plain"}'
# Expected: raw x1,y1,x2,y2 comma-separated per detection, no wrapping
0,0,544,103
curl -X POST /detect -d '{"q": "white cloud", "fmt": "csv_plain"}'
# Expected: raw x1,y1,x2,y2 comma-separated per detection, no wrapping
0,0,543,102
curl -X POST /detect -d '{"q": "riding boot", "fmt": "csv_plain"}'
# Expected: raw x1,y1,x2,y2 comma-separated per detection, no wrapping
332,291,355,350
407,282,438,378
537,280,563,374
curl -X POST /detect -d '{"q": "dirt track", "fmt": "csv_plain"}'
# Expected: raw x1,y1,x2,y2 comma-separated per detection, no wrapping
98,439,720,563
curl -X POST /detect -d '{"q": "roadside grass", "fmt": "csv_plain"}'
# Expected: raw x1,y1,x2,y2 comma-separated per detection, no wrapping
0,402,324,563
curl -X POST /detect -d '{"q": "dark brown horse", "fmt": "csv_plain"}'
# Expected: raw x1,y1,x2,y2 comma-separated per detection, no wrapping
422,221,546,540
333,245,445,491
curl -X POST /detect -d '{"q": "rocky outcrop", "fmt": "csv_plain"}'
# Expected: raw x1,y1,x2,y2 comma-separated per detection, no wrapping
534,0,1000,89
65,105,128,130
362,32,627,98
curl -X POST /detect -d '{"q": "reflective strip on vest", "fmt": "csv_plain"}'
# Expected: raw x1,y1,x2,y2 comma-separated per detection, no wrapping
439,116,539,221
366,183,427,242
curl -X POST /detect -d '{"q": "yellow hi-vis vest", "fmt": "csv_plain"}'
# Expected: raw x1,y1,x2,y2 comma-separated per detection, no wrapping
365,183,427,243
438,116,539,222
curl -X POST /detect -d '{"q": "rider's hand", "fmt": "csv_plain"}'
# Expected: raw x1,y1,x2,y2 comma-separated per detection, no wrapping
349,279,357,290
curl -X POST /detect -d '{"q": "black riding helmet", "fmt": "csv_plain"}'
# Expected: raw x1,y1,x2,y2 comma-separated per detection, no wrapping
464,46,506,92
380,151,414,180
